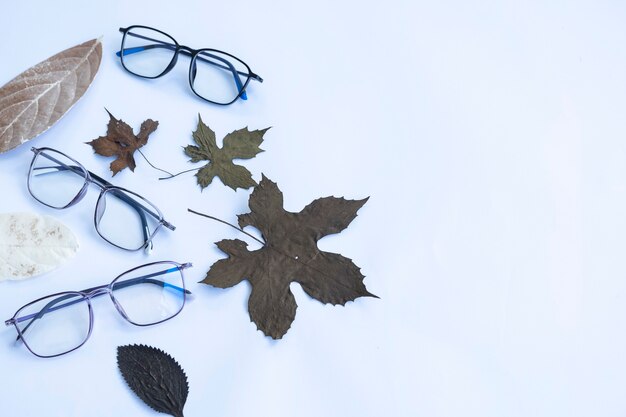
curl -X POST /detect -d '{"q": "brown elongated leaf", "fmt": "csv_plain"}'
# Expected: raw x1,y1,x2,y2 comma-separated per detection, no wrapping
86,110,159,175
198,175,375,339
184,114,269,190
0,38,102,154
117,344,189,417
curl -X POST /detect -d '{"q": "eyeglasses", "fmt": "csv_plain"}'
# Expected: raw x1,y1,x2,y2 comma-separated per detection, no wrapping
4,261,192,358
27,147,175,252
116,25,263,105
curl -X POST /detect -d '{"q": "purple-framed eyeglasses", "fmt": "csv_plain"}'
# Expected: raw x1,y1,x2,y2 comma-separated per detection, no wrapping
4,261,192,358
27,147,175,253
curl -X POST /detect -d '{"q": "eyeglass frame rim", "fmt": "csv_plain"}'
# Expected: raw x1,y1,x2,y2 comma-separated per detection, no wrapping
27,147,174,252
4,261,192,358
118,25,262,106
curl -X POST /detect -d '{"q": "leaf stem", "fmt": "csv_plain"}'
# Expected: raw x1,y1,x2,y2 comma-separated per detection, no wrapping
136,149,175,177
158,167,201,181
187,209,265,246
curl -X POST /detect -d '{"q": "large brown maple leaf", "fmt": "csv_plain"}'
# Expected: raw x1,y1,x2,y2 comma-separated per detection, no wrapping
200,175,375,339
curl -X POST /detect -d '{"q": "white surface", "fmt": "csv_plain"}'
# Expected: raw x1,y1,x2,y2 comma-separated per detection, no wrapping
1,1,625,416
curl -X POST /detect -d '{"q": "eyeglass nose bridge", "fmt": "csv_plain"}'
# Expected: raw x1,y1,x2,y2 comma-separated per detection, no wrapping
160,44,197,78
62,180,90,208
160,44,196,77
84,287,131,322
85,287,110,298
178,44,196,54
109,294,131,322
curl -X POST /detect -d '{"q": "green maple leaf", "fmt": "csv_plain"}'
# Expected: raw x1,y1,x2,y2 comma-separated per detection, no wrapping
184,115,269,191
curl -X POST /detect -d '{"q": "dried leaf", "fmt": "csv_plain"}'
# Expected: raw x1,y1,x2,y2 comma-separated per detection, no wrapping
184,114,268,190
87,110,159,176
0,38,102,154
199,175,375,339
0,212,79,280
117,344,189,417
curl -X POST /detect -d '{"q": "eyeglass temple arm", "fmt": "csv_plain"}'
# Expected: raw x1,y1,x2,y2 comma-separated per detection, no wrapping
108,265,192,294
11,292,87,337
115,31,262,82
6,267,191,337
87,168,176,233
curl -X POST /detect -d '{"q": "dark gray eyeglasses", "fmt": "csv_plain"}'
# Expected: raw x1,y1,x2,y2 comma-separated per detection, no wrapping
5,261,192,358
28,147,175,252
116,25,263,105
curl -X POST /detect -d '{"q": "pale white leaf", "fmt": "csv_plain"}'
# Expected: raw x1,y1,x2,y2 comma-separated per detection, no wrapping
0,212,79,280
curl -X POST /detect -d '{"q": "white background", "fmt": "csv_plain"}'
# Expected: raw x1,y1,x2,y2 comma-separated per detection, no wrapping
1,1,626,416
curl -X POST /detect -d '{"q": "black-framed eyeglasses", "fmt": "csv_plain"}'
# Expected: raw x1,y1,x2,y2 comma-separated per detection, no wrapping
116,25,264,105
4,261,192,358
27,147,175,252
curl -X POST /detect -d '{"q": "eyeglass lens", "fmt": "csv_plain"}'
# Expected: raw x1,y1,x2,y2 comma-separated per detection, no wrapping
14,292,91,357
95,188,163,251
111,263,186,325
190,50,248,104
121,27,177,78
28,150,87,208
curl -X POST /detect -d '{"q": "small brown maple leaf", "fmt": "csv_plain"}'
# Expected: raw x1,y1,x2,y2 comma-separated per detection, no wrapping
87,109,158,176
200,175,375,339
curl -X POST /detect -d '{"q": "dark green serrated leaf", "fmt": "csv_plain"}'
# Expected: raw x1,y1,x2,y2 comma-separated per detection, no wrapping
198,175,376,339
117,344,189,417
184,114,269,191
